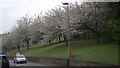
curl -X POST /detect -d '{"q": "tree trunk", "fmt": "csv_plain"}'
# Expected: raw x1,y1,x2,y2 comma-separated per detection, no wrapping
66,39,68,45
95,22,100,44
58,34,61,43
26,40,29,49
64,35,68,45
17,45,20,51
49,40,51,45
64,35,66,42
87,31,90,40
97,33,100,44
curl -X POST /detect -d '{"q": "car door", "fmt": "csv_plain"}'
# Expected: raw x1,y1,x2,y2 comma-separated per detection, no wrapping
0,61,1,68
2,56,9,68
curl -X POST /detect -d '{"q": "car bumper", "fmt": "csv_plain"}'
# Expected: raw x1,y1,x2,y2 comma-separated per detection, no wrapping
16,60,27,63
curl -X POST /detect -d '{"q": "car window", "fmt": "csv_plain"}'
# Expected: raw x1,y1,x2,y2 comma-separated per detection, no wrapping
16,55,25,58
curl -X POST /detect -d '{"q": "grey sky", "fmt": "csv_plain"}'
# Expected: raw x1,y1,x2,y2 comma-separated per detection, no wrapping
0,0,84,34
0,0,119,34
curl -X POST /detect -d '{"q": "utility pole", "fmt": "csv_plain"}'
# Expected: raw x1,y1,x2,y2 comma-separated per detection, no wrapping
62,2,72,67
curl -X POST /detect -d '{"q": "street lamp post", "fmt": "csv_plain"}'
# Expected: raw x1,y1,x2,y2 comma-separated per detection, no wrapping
62,2,72,67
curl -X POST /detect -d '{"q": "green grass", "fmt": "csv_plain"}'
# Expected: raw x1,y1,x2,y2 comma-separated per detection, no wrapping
7,40,118,65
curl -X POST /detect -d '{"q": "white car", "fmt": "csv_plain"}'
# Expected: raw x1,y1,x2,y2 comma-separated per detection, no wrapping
14,54,27,63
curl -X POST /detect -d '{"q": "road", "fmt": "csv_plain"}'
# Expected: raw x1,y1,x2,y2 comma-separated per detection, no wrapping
9,60,48,68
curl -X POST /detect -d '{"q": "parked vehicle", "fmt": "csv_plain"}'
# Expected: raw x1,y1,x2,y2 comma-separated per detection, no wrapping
0,51,9,68
14,54,27,63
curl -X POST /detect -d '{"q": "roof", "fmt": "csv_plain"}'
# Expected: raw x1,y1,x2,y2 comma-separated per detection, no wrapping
0,51,6,56
0,52,6,54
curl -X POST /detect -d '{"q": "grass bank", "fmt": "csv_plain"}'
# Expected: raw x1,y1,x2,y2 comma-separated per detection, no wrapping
7,40,118,65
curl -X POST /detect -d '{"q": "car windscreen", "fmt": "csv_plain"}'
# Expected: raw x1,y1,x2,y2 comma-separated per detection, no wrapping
16,55,25,58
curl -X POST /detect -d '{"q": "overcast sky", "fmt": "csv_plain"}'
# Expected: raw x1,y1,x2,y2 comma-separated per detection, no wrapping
0,0,85,34
0,0,119,34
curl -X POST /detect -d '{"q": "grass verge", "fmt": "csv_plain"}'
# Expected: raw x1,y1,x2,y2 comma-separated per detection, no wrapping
7,40,118,64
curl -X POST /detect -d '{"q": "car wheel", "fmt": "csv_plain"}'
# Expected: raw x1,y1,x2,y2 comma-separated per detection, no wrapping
16,62,18,64
25,61,27,63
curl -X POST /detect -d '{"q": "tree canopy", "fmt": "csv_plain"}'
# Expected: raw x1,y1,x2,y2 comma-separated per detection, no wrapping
2,2,119,51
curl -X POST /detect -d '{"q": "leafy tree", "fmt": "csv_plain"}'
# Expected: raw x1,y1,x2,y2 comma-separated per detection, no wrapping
15,15,31,49
102,19,120,44
101,2,120,44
